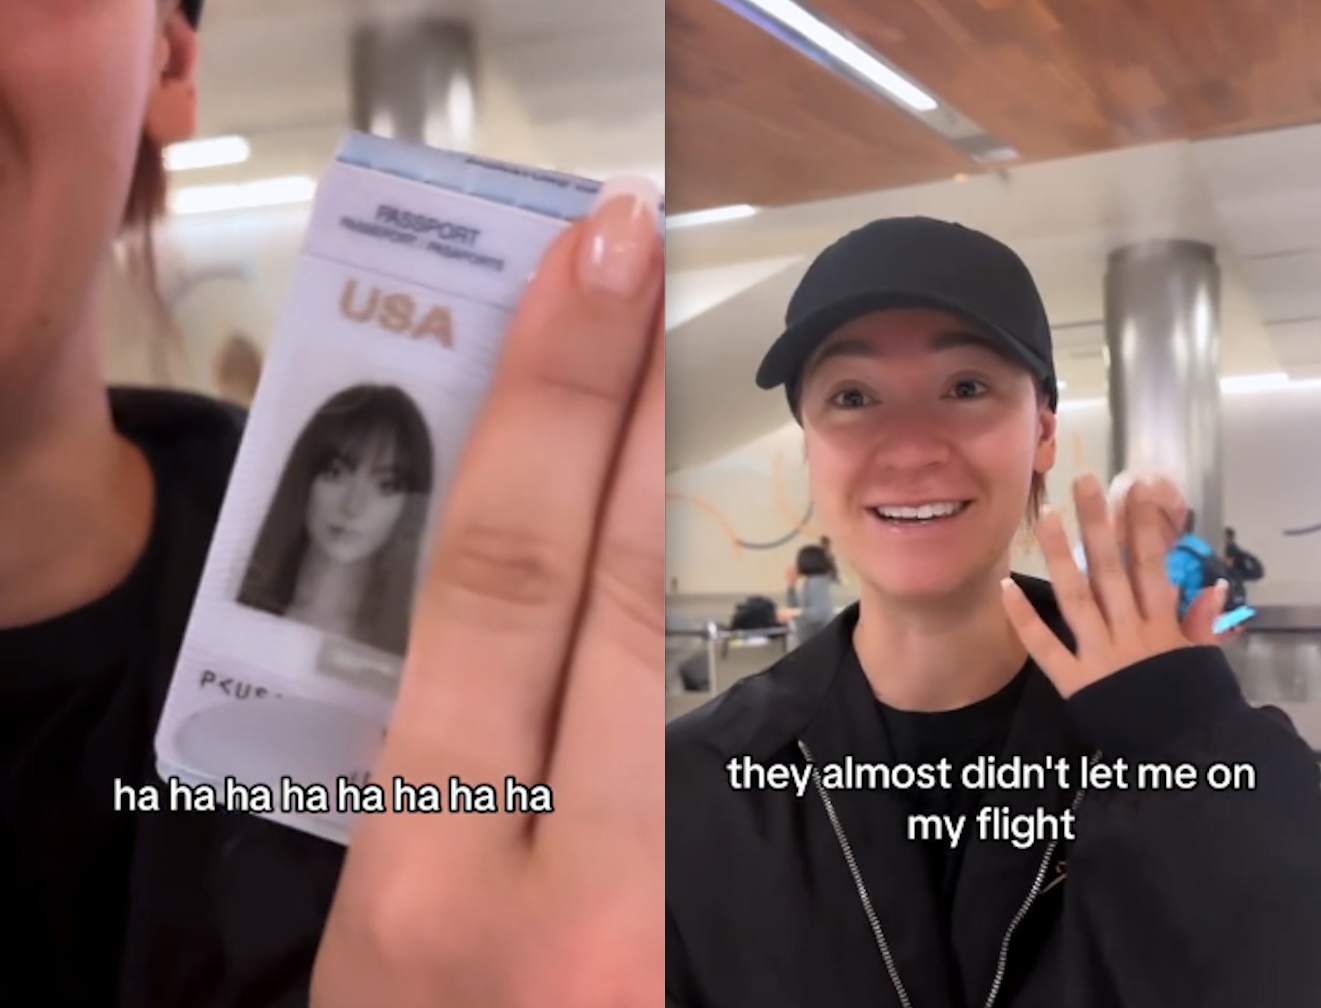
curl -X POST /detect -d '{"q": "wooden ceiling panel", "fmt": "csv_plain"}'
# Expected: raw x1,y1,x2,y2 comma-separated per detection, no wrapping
815,0,1321,151
665,0,976,213
668,0,1321,213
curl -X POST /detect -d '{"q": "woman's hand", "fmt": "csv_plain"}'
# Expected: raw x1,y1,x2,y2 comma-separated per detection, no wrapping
1106,470,1187,555
310,178,663,1007
1002,472,1226,698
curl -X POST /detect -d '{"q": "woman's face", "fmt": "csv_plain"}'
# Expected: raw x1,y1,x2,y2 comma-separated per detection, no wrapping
0,2,191,391
306,437,410,565
799,307,1057,603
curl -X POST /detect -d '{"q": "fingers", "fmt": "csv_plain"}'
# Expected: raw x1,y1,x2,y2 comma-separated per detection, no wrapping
1124,480,1180,624
1073,473,1139,635
543,310,663,868
393,181,664,824
1182,583,1226,645
1001,577,1080,690
1034,507,1109,651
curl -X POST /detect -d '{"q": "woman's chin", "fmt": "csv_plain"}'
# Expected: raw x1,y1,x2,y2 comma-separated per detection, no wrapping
863,570,961,602
857,561,1004,606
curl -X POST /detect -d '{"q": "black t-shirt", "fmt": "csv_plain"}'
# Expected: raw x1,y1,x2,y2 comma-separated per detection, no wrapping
874,662,1028,933
0,389,344,1007
0,459,167,1001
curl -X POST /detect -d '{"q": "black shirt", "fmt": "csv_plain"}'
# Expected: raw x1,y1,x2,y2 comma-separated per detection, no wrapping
0,389,344,1007
0,455,167,1003
872,658,1029,933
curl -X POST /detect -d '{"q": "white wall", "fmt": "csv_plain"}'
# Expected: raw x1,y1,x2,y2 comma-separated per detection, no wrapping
666,382,1321,605
105,205,312,395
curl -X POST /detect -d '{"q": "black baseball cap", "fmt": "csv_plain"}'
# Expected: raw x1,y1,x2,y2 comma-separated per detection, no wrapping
182,0,203,26
756,217,1058,415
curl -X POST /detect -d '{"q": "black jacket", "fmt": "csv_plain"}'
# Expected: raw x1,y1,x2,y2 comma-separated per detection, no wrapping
112,388,344,1006
666,575,1321,1008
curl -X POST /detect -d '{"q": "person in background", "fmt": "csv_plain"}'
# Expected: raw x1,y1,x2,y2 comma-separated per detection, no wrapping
1224,526,1266,586
780,543,836,645
1167,508,1223,620
819,534,840,581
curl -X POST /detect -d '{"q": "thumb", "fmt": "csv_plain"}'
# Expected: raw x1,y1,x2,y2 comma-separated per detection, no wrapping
1182,579,1228,645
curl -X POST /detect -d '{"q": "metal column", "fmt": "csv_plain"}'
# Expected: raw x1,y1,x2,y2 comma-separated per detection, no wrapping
350,20,478,151
1104,239,1223,540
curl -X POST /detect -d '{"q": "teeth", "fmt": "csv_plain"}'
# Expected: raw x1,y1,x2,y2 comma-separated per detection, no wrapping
875,501,964,520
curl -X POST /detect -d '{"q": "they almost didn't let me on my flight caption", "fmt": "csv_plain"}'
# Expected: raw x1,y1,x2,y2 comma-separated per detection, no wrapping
727,753,1259,850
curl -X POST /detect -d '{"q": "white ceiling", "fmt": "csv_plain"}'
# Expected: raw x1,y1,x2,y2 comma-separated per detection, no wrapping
187,0,663,186
666,123,1321,473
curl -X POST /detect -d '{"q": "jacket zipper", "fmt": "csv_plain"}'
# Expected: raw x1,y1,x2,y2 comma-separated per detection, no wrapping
798,739,914,1008
979,782,1087,1008
797,740,1093,1008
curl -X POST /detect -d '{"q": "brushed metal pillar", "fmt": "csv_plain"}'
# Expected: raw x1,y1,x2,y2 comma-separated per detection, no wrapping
350,20,478,151
1104,240,1222,541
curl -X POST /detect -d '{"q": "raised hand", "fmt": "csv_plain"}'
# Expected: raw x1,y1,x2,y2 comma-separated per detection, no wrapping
1002,473,1204,698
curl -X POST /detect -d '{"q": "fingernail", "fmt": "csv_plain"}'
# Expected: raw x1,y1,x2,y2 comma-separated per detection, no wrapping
578,175,661,299
1215,578,1229,605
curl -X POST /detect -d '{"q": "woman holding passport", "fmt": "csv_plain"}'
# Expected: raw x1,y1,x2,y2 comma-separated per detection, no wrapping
667,217,1321,1007
0,1,662,1005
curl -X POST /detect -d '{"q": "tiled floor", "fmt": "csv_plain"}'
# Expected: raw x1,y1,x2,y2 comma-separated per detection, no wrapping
1230,633,1321,703
1227,633,1321,749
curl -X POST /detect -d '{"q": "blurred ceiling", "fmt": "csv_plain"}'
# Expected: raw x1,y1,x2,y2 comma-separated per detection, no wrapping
666,122,1321,471
188,0,663,188
664,0,1321,474
667,0,1321,214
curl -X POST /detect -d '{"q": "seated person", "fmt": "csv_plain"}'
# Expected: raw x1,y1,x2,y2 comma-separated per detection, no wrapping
778,544,836,644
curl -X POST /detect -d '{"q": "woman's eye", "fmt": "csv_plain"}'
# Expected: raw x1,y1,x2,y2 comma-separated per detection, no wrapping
950,379,988,399
319,457,352,480
378,475,404,495
829,387,871,409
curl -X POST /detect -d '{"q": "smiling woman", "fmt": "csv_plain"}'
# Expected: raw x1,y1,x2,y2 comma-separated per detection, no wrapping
667,216,1321,1008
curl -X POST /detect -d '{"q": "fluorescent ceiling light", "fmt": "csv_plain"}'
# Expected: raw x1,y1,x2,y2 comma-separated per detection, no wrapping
666,204,758,230
164,135,251,172
170,176,317,216
1220,372,1290,393
735,0,938,112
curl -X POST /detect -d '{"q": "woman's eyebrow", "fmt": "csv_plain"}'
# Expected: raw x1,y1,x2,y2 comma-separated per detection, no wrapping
326,447,359,468
808,328,996,375
926,330,997,353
